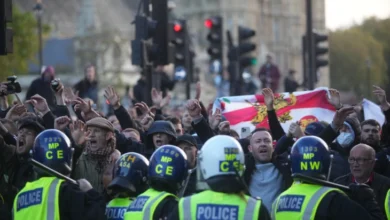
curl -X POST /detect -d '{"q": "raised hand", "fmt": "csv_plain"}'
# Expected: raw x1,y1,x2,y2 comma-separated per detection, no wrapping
140,114,154,131
69,120,86,146
373,85,390,111
73,97,92,113
186,99,202,119
151,88,163,108
327,89,342,109
288,122,304,138
332,107,355,131
160,94,171,109
5,104,27,121
209,108,222,130
26,94,50,115
195,82,201,100
104,86,121,110
134,102,151,118
54,116,71,131
262,88,275,110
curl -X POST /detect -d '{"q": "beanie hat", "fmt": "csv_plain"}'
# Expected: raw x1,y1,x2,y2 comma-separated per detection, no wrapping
304,122,325,136
18,117,45,134
86,117,114,132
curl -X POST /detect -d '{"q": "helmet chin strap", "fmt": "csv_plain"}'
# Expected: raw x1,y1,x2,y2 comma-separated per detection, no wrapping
326,154,334,181
233,165,250,196
178,167,196,198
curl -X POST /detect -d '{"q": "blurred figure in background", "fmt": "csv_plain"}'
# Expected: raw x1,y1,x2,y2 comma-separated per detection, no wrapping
25,66,56,109
284,69,300,93
74,64,99,105
214,70,230,97
258,54,281,92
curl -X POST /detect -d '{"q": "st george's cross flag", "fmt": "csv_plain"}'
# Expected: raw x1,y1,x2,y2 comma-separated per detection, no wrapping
212,88,337,138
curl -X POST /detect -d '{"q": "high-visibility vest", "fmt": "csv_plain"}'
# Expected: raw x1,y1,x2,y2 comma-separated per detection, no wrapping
178,190,261,220
124,188,176,220
272,181,345,220
385,189,390,219
13,177,64,220
106,197,133,220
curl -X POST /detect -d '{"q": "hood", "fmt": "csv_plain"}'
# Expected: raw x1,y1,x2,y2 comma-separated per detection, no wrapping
146,121,177,150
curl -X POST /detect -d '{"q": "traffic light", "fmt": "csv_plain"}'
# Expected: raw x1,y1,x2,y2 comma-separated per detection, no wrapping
205,16,223,73
313,32,328,70
238,26,256,72
0,0,13,55
131,15,157,65
152,0,173,65
170,19,188,67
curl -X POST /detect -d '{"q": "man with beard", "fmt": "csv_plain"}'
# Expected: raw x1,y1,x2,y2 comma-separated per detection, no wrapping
359,119,390,176
0,117,44,220
176,134,198,196
73,117,118,194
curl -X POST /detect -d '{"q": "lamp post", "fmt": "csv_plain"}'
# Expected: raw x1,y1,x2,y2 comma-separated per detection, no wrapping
33,0,43,73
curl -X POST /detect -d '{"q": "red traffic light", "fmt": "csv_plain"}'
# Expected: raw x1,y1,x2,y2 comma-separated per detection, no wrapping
173,23,183,32
204,19,213,29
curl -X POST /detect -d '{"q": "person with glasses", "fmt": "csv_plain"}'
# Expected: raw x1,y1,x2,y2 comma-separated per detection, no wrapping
335,144,390,217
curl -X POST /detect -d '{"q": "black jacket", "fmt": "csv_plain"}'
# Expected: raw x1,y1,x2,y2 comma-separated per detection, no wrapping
25,77,56,109
244,153,292,192
334,172,390,216
311,190,383,220
74,79,99,104
58,181,106,220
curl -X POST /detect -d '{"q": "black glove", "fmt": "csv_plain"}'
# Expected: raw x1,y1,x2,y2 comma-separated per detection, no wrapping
348,183,376,203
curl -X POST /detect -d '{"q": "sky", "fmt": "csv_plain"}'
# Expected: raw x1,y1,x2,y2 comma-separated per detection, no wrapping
326,0,390,30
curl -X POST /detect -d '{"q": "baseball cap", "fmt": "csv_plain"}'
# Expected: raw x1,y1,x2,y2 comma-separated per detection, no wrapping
176,134,197,147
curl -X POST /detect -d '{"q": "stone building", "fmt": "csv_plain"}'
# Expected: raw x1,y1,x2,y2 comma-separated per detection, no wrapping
175,0,329,91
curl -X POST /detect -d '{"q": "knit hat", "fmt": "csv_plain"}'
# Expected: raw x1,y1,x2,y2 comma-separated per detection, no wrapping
86,117,114,132
304,122,325,136
18,117,45,134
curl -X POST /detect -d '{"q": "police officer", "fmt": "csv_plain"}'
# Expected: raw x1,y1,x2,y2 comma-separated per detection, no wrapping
169,135,271,220
124,145,188,220
272,136,384,220
106,152,149,220
13,129,106,220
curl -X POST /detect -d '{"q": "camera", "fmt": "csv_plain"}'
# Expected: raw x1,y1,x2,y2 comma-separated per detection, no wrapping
0,76,21,96
51,79,61,92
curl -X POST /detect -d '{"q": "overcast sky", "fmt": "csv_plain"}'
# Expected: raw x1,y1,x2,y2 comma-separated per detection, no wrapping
326,0,390,30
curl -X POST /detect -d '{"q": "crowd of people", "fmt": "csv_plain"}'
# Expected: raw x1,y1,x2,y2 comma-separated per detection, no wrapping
0,64,390,220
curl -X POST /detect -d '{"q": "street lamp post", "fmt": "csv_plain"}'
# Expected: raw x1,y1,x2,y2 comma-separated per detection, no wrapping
33,0,43,73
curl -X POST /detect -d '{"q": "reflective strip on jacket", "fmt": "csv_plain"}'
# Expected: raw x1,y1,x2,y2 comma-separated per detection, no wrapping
178,190,261,220
272,181,345,220
124,188,176,220
385,189,390,219
13,177,64,220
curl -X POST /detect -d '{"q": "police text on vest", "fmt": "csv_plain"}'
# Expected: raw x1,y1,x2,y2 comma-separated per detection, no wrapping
196,204,238,220
276,195,305,212
127,196,149,212
17,188,43,211
106,207,126,220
